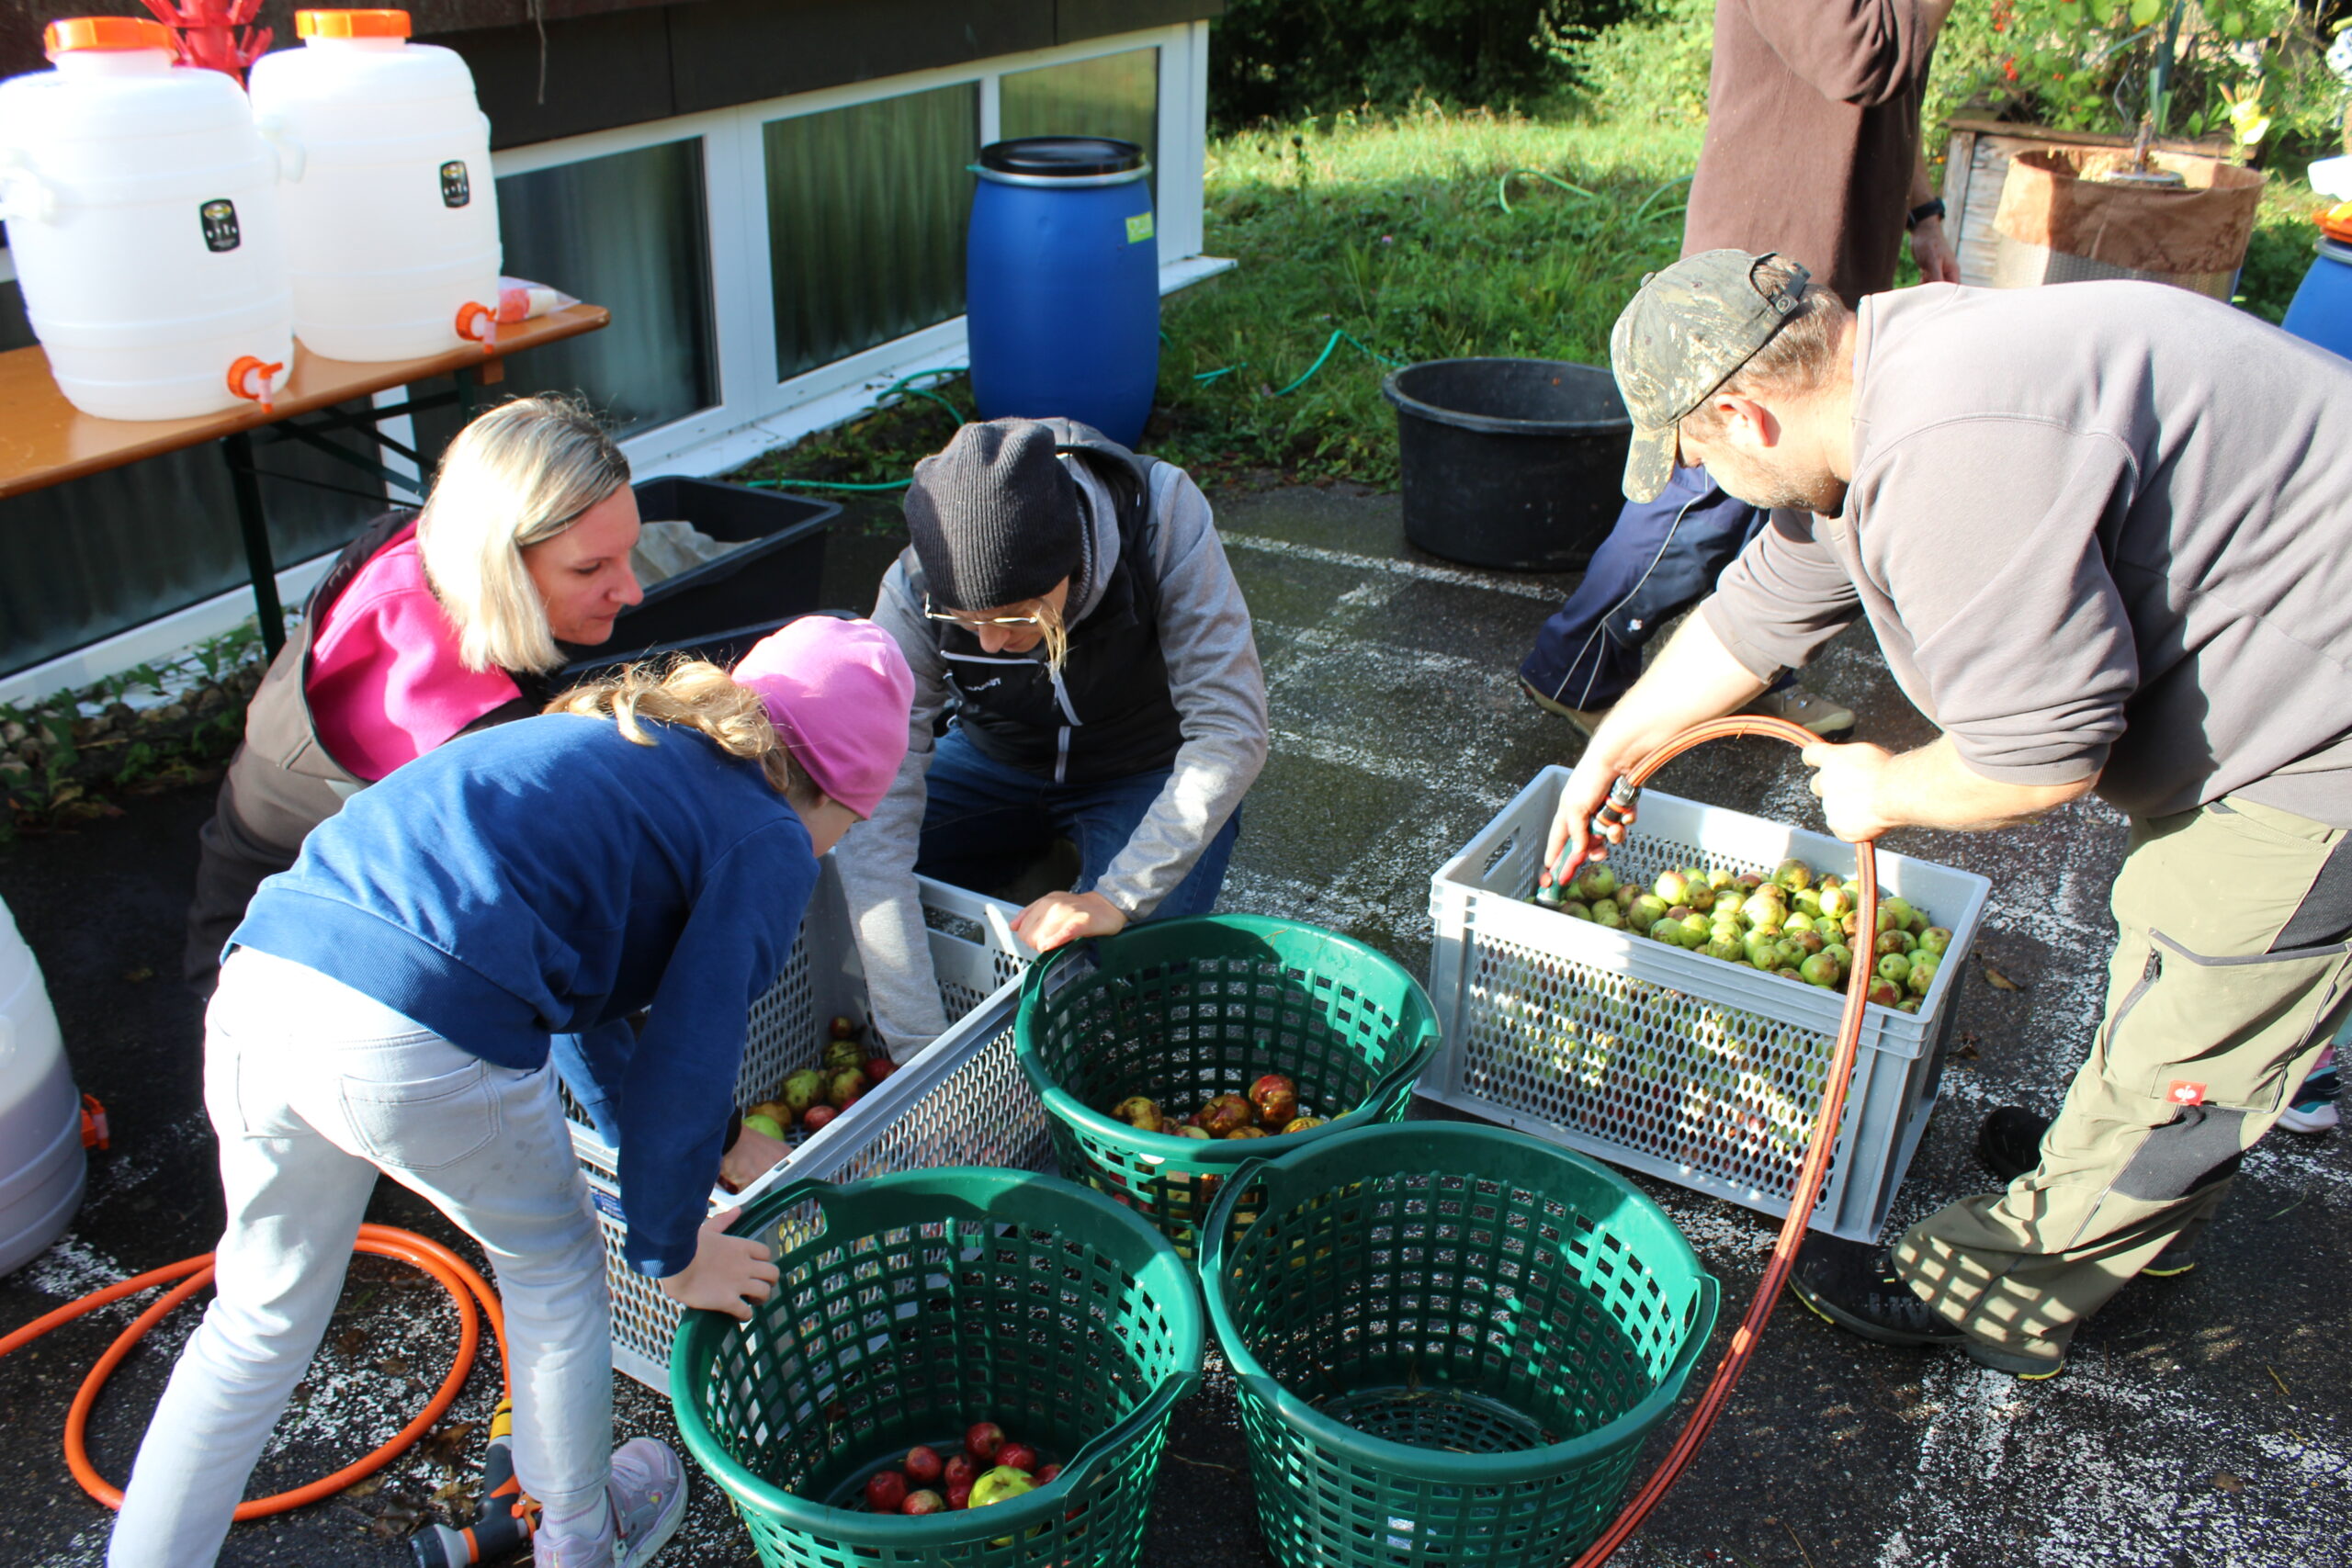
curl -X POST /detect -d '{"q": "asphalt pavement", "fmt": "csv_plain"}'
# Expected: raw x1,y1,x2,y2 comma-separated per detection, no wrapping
4,482,2345,1567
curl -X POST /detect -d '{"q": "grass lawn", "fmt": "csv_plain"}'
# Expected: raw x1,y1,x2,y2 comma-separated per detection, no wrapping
732,101,2324,501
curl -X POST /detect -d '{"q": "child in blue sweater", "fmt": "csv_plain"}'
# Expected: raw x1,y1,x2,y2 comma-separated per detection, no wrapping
109,618,913,1568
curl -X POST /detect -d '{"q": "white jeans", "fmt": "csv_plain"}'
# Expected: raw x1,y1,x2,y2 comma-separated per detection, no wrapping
110,949,613,1568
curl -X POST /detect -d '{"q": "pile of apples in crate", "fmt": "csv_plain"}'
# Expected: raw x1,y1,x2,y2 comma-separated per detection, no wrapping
1104,1073,1328,1139
1535,857,1949,1012
861,1421,1059,1517
741,1016,899,1139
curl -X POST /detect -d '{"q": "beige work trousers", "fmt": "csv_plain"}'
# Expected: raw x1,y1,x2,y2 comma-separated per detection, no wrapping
1894,795,2352,1361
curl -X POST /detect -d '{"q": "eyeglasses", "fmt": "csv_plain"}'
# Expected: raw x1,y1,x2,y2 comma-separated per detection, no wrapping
923,594,1046,630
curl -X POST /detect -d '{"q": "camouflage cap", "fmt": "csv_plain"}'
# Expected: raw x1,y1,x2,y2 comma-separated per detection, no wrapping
1610,250,1811,502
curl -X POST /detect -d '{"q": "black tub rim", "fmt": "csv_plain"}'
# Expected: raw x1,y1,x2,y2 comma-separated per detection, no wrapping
1382,356,1631,439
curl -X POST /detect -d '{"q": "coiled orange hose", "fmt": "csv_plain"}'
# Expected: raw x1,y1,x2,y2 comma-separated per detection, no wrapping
0,1222,507,1518
1558,716,1879,1567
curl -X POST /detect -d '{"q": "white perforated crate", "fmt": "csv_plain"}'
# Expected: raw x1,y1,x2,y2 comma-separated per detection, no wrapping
571,863,1047,1388
1425,768,1992,1243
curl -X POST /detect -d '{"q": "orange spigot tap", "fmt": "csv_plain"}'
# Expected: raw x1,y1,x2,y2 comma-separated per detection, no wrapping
225,355,284,412
455,300,497,355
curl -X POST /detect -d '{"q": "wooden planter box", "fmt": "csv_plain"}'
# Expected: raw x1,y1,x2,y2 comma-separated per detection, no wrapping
1940,118,2238,287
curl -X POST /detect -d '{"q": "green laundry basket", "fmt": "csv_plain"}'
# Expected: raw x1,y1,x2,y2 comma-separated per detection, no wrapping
1015,914,1442,1254
670,1168,1203,1568
1200,1122,1719,1567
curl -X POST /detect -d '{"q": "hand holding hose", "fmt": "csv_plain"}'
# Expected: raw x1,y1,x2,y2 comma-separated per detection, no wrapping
658,1207,778,1321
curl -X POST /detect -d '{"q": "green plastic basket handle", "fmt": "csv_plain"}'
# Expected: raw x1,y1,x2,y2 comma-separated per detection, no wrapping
1195,1154,1276,1278
707,1170,1202,1505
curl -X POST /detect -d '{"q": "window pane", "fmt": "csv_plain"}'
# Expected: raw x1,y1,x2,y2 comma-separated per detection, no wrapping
764,85,979,382
999,48,1159,201
413,138,718,461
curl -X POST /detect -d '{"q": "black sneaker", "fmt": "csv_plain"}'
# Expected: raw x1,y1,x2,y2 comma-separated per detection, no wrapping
1790,1235,2064,1379
1975,1106,2202,1277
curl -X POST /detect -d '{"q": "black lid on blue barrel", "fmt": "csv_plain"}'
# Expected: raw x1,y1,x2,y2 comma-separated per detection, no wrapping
979,137,1146,177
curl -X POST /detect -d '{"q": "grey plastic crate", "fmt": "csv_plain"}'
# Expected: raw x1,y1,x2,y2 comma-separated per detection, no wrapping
572,863,1046,1388
1424,768,1992,1243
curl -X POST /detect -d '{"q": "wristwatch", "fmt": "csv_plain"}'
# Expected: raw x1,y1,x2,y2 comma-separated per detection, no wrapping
1906,197,1947,231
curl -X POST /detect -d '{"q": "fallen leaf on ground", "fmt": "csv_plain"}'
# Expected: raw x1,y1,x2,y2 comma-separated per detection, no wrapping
1983,964,2024,991
2213,1471,2245,1493
342,1475,382,1499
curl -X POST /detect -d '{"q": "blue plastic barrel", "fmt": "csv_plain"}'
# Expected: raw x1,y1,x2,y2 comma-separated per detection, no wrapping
2282,239,2352,360
967,137,1159,448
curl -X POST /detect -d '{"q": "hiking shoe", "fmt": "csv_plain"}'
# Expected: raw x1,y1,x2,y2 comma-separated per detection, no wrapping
1975,1107,2203,1277
1741,686,1856,738
2276,1053,2338,1134
1518,675,1611,738
536,1438,688,1568
1791,1235,2063,1379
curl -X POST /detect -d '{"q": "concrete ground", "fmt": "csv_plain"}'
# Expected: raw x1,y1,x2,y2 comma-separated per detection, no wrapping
5,482,2346,1568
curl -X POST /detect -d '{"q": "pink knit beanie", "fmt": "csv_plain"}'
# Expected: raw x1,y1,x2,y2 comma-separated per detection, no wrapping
732,616,913,817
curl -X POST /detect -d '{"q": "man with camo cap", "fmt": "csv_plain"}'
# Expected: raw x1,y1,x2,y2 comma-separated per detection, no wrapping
1545,248,2352,1377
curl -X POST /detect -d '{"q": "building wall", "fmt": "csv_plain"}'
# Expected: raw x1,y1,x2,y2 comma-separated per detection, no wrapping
0,1,1224,692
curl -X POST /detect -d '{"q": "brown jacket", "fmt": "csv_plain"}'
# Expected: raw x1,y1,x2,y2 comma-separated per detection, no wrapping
182,514,548,988
1682,0,1937,306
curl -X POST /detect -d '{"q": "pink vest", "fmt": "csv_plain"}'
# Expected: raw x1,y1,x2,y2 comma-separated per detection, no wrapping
304,525,519,781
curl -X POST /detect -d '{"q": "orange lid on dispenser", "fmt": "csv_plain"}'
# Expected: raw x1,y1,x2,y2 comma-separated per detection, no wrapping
295,9,413,39
43,17,175,55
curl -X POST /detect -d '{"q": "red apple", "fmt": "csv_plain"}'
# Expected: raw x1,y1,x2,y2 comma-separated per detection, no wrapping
830,1015,860,1040
965,1421,1006,1462
903,1445,943,1485
944,1453,977,1490
996,1441,1039,1472
866,1056,897,1083
1035,1463,1062,1484
865,1470,909,1512
802,1104,837,1133
945,1480,972,1510
900,1489,944,1516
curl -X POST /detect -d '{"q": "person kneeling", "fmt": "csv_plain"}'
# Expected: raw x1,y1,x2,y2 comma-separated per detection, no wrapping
835,418,1269,1059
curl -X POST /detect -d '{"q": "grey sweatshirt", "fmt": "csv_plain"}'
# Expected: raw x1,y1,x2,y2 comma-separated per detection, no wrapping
1703,280,2352,828
833,457,1269,1052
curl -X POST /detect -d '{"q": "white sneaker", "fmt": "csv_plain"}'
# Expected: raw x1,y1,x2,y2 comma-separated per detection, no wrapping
536,1438,689,1568
1742,686,1856,738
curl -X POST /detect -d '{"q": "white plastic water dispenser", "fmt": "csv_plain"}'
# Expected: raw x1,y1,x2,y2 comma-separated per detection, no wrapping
247,8,501,361
0,17,292,420
0,893,83,1280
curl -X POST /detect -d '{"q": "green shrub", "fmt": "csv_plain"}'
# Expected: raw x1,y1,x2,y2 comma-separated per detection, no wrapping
1541,0,1716,129
1210,0,1623,127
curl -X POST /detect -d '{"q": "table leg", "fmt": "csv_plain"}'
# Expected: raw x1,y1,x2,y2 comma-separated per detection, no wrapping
221,430,286,660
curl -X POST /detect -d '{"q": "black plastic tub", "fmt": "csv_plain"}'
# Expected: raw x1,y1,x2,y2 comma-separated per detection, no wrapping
606,476,838,654
1382,359,1631,571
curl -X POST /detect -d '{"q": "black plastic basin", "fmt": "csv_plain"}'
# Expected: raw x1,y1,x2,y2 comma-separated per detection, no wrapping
1382,358,1631,571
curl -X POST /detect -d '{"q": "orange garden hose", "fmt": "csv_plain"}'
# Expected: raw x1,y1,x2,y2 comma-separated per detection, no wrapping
1557,716,1881,1567
0,1222,508,1519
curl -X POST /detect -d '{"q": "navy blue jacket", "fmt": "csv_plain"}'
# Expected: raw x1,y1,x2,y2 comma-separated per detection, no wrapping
234,712,816,1276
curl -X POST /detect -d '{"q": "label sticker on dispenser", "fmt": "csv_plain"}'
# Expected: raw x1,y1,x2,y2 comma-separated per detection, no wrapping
1125,212,1155,244
440,161,472,209
199,199,241,253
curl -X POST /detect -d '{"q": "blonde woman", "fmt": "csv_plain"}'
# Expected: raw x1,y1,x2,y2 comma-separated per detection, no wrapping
112,620,914,1568
186,395,643,990
834,417,1268,1059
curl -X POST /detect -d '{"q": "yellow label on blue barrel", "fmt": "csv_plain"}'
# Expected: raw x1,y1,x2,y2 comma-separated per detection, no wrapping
1126,212,1155,244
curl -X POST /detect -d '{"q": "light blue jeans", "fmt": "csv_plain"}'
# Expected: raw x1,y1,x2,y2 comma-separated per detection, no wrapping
109,949,612,1568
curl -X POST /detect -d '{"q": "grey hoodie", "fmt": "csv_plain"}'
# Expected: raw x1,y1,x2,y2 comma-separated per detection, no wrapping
833,456,1269,1053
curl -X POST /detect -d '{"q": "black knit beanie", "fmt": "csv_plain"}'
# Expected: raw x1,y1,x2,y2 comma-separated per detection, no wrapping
903,420,1082,611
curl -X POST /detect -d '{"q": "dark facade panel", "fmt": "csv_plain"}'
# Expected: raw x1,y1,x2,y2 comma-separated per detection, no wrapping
446,7,676,152
1056,0,1219,44
668,0,1049,116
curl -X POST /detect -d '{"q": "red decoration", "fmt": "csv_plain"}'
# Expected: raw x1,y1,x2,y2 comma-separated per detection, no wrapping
141,0,273,87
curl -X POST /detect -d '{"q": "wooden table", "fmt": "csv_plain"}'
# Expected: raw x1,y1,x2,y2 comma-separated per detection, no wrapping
0,302,610,657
